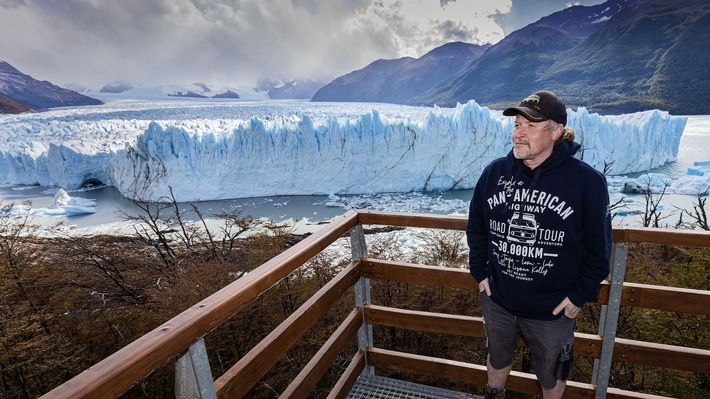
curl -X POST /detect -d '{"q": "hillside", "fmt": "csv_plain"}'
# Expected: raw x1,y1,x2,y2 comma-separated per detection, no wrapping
420,0,710,114
311,57,417,102
0,93,32,114
0,61,102,112
534,0,710,114
311,42,490,103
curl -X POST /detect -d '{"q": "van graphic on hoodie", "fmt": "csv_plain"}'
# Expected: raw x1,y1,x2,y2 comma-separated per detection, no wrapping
507,212,537,245
467,140,612,320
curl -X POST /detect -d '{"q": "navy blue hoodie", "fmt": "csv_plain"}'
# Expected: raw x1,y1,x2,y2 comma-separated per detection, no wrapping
467,140,611,320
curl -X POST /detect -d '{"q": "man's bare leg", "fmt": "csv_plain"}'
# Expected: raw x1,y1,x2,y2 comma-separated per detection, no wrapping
487,354,512,389
541,379,566,399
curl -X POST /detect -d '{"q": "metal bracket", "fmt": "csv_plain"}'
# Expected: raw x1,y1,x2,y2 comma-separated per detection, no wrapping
350,224,374,376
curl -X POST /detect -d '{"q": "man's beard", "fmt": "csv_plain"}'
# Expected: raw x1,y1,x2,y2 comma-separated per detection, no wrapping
513,142,530,160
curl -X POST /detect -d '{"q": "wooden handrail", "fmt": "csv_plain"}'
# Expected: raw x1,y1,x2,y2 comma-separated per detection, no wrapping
214,261,361,398
613,338,710,373
357,209,710,246
40,210,360,399
361,258,476,289
361,256,710,372
357,210,468,230
326,351,366,399
612,226,710,246
365,347,671,399
617,282,710,314
364,304,484,337
280,308,363,399
363,303,710,374
362,258,710,315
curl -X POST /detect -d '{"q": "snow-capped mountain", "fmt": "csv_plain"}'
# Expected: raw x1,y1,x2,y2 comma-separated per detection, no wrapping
256,77,327,99
99,80,134,94
92,82,270,101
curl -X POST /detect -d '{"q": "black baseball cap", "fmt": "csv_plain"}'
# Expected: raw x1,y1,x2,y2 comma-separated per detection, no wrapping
503,90,567,126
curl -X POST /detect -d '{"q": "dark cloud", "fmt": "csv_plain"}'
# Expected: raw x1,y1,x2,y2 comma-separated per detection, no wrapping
0,0,26,9
435,19,480,43
492,0,605,35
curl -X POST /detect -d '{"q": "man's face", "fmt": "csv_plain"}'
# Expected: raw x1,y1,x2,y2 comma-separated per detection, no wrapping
512,114,561,169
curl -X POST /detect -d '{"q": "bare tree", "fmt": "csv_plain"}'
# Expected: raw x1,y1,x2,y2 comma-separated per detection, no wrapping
601,160,628,221
122,186,264,266
0,202,47,332
0,202,65,396
676,190,710,230
416,229,467,268
123,195,179,268
640,177,673,228
212,208,259,257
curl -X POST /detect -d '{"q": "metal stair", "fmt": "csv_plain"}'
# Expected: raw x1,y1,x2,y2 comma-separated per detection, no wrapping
347,375,481,399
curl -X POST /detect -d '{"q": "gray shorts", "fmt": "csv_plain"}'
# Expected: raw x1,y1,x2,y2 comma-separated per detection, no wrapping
481,293,575,389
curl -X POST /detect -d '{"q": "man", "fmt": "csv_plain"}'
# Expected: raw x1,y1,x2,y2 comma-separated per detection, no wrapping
466,90,611,399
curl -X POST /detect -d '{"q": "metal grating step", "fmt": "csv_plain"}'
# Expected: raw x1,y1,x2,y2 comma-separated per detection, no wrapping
347,374,481,399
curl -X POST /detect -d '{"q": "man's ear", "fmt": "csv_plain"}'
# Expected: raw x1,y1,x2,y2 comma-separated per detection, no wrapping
555,123,565,141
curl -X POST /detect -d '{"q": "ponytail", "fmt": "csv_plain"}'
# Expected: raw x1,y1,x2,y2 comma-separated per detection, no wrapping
561,127,575,142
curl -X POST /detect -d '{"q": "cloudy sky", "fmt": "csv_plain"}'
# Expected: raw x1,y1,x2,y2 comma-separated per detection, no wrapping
0,0,604,90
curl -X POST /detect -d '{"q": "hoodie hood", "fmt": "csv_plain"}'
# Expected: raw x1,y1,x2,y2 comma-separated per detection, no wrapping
504,140,582,219
506,139,582,176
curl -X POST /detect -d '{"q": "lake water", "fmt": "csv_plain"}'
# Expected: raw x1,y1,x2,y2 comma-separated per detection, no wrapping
1,115,708,231
610,114,710,226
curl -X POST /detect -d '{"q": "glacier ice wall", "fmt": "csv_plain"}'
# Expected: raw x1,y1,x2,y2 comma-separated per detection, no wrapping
0,100,687,202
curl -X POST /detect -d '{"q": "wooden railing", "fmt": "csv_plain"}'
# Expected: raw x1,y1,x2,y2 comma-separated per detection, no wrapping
40,209,710,399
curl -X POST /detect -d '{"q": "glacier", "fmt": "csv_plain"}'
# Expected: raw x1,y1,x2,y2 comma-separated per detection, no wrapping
0,99,688,202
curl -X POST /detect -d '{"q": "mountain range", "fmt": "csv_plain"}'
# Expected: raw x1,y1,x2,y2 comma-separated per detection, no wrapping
312,0,710,115
0,63,321,113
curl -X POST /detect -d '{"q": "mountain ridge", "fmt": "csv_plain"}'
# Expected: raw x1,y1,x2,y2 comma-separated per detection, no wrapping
311,42,491,104
313,0,710,115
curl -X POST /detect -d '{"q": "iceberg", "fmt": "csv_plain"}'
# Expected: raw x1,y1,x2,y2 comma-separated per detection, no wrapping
0,188,96,218
49,188,97,215
0,100,687,202
36,188,97,216
621,161,710,195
